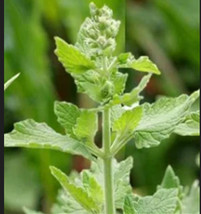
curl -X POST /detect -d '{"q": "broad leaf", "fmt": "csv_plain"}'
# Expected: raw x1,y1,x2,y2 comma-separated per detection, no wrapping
4,73,20,91
134,90,200,148
55,37,95,74
133,188,178,214
54,101,80,137
50,166,100,213
182,181,200,214
123,195,137,214
174,111,200,136
4,119,92,160
113,107,143,135
131,56,161,75
81,171,103,204
73,110,98,143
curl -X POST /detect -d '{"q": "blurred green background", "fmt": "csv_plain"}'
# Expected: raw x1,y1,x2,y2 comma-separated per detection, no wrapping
4,0,200,213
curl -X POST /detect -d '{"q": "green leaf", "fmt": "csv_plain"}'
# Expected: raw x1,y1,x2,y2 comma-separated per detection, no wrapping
131,56,161,75
109,73,152,107
182,181,200,214
91,157,133,209
51,189,89,214
54,101,80,137
50,166,100,213
55,37,95,74
114,157,133,209
23,207,44,214
134,91,199,148
158,166,183,212
73,110,98,143
174,111,200,136
133,188,178,214
4,73,20,91
81,171,103,204
123,195,137,214
111,72,128,96
113,106,143,135
4,119,92,160
159,166,181,190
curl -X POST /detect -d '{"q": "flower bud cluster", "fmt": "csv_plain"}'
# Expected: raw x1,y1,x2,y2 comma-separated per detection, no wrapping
76,3,120,58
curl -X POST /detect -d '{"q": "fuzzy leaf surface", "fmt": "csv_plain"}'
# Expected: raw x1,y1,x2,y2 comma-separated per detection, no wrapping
73,110,98,143
123,195,137,214
55,37,95,74
174,111,200,136
50,166,100,213
134,91,199,148
54,101,80,137
113,107,143,135
131,56,161,75
133,188,178,214
4,119,92,160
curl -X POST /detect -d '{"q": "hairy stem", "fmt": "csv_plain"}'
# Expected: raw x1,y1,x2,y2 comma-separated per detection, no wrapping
103,108,115,214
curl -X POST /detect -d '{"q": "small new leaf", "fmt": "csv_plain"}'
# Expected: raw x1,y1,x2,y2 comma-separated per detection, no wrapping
113,106,143,135
131,56,161,75
4,119,92,160
73,110,98,143
55,37,95,74
54,101,80,137
50,166,100,213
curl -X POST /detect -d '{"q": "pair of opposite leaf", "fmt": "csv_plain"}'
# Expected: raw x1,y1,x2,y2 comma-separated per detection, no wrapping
4,2,200,214
5,2,200,159
23,158,200,214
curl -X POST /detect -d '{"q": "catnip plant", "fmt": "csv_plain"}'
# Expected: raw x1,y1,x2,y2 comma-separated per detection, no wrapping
5,3,200,214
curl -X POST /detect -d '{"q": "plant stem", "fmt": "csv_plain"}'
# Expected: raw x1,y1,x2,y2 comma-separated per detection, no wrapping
103,108,115,214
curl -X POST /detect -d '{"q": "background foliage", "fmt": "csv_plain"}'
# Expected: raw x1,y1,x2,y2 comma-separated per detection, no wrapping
4,0,199,213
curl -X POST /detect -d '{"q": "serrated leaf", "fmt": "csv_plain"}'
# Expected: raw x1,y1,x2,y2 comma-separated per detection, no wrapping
114,157,133,209
4,73,20,90
134,188,178,214
109,74,152,107
73,110,98,143
123,195,137,214
55,37,95,74
91,157,133,209
113,107,143,134
174,111,200,136
131,56,161,75
159,166,181,190
50,166,100,213
4,119,92,160
82,171,103,204
182,181,200,214
54,101,80,137
134,91,199,148
51,189,89,214
111,72,128,95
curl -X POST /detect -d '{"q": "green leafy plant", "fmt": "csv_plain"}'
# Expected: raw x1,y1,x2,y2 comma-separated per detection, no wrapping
5,3,200,214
